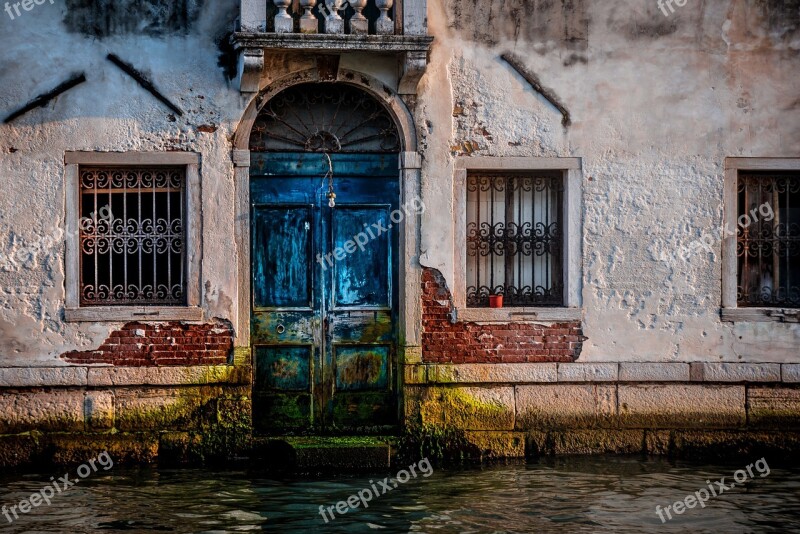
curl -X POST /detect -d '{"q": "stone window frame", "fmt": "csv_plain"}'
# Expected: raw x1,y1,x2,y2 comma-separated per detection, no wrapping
63,152,203,322
453,157,583,322
721,157,800,323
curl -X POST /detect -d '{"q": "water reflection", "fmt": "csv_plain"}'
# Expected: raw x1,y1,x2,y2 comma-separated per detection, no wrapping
1,456,799,533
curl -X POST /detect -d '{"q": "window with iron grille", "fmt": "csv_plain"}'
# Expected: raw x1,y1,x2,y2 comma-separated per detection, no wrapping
737,172,800,308
79,166,186,306
466,171,564,307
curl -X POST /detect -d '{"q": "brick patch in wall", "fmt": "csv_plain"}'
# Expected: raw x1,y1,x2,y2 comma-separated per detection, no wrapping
61,321,233,366
422,268,584,363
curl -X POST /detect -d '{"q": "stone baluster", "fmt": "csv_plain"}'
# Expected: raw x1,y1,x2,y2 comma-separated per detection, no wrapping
320,0,345,34
348,0,368,34
273,0,293,33
375,0,394,34
299,0,319,33
240,0,267,32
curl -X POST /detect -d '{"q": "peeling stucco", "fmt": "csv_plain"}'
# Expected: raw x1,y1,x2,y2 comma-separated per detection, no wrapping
1,0,799,366
0,1,242,365
416,0,800,361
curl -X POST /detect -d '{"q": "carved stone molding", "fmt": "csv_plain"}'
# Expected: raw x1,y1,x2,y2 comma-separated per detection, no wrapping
238,48,265,94
232,149,251,168
399,49,428,95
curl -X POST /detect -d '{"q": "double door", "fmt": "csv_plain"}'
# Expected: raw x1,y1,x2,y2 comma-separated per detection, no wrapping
251,153,399,433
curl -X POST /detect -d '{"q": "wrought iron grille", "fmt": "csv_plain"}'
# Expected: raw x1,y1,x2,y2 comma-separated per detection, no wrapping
737,172,800,308
79,167,186,306
466,172,564,307
249,83,400,153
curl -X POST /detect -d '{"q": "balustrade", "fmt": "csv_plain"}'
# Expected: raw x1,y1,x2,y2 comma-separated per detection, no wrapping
264,0,398,35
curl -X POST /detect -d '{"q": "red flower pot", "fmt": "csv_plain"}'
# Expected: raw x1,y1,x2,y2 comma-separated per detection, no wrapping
488,295,503,308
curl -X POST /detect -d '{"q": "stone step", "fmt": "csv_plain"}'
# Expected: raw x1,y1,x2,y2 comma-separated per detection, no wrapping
251,436,393,472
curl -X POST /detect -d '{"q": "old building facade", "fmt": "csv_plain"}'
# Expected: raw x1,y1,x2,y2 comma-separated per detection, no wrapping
0,0,798,464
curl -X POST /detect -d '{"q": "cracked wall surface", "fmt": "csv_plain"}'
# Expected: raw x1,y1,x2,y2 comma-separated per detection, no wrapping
0,0,241,365
1,0,799,366
416,0,800,362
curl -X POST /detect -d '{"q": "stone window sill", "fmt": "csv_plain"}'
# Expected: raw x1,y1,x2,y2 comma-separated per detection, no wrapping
65,306,204,323
720,308,800,323
456,307,581,323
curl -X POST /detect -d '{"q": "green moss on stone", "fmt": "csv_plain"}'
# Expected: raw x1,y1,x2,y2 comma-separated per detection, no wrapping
395,423,481,464
417,386,514,430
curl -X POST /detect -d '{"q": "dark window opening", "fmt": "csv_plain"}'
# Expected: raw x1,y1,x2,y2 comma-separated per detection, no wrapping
79,166,186,306
737,172,800,308
466,171,564,307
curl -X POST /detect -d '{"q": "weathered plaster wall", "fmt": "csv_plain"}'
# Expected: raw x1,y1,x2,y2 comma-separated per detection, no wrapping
0,2,407,365
416,0,800,362
1,0,798,367
0,1,242,365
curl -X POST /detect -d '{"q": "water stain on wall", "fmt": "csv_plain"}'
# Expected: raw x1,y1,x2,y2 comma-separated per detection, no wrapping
756,0,800,36
446,0,590,50
605,0,679,40
63,0,205,37
740,0,800,47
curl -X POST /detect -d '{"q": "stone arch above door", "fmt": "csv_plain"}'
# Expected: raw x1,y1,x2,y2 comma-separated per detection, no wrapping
233,68,417,155
249,83,401,154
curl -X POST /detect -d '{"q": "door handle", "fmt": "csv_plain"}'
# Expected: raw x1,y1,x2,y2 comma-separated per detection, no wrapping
276,324,286,334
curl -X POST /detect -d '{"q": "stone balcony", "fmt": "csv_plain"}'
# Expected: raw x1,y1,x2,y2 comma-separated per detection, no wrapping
247,0,409,36
234,0,432,93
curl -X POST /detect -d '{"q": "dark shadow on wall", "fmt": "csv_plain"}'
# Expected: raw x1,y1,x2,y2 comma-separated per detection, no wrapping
62,0,205,37
446,0,590,50
60,1,239,79
752,0,800,41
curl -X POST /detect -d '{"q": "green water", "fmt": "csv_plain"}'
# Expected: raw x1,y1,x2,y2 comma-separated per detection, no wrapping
1,456,799,533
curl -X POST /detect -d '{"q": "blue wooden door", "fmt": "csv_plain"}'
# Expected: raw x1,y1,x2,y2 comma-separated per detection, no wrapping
251,153,399,434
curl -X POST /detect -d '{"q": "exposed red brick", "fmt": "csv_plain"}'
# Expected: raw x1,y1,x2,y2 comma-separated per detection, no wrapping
421,268,585,363
61,320,233,366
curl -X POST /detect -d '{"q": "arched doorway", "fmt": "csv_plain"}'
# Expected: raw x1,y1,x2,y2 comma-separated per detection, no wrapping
248,83,402,434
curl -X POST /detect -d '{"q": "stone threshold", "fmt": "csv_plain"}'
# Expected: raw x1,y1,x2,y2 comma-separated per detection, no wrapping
406,362,800,384
251,436,392,472
0,365,251,388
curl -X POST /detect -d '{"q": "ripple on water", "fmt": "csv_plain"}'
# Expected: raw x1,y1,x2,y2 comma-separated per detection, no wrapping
0,457,799,533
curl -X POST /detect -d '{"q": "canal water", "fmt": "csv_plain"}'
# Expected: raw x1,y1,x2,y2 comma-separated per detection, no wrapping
1,456,799,533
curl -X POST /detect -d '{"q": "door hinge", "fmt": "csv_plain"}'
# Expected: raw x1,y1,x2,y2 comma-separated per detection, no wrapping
766,309,800,323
